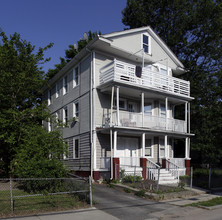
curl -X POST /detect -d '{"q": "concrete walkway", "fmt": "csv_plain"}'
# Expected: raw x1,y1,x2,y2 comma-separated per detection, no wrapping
4,208,119,220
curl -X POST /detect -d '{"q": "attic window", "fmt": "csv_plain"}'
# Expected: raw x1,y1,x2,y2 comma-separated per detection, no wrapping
142,34,150,54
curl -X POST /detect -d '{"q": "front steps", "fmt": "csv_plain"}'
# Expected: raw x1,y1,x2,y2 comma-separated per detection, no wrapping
158,169,179,185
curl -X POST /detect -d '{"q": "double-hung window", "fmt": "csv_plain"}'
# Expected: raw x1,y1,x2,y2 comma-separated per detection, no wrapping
114,98,126,110
48,89,52,106
73,66,79,87
160,103,166,118
63,75,68,95
144,103,152,115
73,101,79,118
142,34,150,54
56,83,59,98
63,107,68,125
145,138,153,157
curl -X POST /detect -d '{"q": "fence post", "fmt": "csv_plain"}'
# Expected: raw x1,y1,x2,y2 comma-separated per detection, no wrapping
133,166,136,184
10,177,14,214
89,176,93,207
190,167,193,189
209,168,211,190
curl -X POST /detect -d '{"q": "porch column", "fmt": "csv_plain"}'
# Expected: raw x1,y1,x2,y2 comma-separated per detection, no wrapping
165,97,168,130
113,130,117,157
141,92,144,127
185,137,191,175
116,86,120,126
164,135,168,158
110,129,113,179
185,137,190,159
110,86,114,126
141,133,145,157
113,130,119,179
185,102,188,133
188,102,191,133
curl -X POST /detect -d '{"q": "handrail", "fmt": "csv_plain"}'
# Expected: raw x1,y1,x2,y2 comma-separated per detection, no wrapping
146,158,160,181
166,159,179,180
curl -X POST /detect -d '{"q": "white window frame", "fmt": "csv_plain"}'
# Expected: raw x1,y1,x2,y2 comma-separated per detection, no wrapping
144,101,153,116
73,137,80,159
63,107,68,125
48,120,52,132
73,65,80,88
142,33,151,54
56,83,59,98
63,75,68,95
48,90,52,106
145,137,154,158
73,101,79,118
159,102,166,118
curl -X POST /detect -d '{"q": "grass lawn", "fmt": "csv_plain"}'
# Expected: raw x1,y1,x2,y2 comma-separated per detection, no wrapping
0,189,89,218
189,197,222,207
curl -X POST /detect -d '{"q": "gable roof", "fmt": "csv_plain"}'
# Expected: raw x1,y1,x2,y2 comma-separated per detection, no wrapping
102,26,184,69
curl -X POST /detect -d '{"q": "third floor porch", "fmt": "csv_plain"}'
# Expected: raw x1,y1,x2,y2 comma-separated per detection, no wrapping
99,59,192,100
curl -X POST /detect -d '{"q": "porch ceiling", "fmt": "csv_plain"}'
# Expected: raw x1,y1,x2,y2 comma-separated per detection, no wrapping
96,126,194,138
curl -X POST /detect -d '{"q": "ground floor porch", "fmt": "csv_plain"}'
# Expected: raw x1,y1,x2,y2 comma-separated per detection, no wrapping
93,128,191,182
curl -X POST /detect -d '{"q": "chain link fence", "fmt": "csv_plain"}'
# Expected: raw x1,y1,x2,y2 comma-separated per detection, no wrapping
0,176,92,218
191,168,222,190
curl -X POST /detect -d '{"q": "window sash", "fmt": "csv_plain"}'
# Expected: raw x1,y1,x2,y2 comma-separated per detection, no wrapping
73,101,79,118
63,76,68,95
143,34,149,53
73,66,79,87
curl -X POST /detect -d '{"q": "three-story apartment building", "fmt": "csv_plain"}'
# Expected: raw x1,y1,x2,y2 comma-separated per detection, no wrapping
43,26,194,182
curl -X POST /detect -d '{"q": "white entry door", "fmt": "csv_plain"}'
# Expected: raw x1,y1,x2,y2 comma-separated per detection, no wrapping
117,137,139,166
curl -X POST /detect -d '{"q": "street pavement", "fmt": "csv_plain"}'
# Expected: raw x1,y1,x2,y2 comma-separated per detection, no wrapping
4,184,222,220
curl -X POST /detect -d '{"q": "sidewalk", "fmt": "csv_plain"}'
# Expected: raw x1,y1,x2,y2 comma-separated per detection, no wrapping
161,187,222,207
4,208,119,220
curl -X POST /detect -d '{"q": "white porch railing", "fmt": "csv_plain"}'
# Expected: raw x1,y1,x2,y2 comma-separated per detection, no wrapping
119,157,140,167
100,157,111,169
100,60,190,98
169,158,185,168
166,159,180,181
147,159,160,181
106,111,187,133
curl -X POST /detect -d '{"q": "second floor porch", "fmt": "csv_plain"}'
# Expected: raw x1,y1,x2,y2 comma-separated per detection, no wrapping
102,110,187,133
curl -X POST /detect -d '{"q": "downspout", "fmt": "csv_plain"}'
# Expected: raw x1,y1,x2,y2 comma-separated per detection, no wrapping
87,47,93,179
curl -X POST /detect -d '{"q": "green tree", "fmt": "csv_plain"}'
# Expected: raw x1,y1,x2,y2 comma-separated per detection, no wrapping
122,0,222,166
0,31,67,176
46,30,101,79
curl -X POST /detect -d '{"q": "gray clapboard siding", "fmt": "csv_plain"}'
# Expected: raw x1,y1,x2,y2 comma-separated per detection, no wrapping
64,132,91,171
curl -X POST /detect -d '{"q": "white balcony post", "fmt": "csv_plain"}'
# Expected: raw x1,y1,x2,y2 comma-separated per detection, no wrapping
188,102,191,133
110,86,114,126
110,129,113,179
113,130,117,157
142,133,145,157
185,102,188,132
141,92,144,127
116,86,120,126
165,97,168,130
165,135,168,158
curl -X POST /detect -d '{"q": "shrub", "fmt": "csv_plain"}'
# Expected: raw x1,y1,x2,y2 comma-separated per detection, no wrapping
135,190,146,197
124,188,132,193
123,175,142,183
